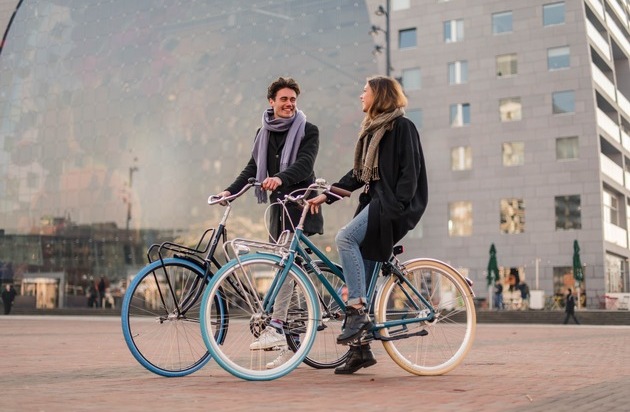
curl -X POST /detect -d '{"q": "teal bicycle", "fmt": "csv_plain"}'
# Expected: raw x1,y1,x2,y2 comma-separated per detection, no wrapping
200,180,476,381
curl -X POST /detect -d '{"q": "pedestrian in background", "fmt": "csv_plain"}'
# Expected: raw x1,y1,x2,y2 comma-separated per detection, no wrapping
563,288,580,324
493,279,503,310
1,284,17,315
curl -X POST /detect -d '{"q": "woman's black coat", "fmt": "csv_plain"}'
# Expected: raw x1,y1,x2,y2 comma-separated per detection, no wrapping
331,117,428,261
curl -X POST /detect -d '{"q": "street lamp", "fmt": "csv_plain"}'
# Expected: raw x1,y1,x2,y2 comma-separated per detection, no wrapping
370,1,391,76
125,159,139,231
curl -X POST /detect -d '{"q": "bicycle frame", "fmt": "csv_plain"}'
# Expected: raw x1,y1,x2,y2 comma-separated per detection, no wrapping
231,183,439,339
143,182,259,319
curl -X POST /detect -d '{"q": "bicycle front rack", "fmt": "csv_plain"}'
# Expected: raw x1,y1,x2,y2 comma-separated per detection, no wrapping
147,227,216,267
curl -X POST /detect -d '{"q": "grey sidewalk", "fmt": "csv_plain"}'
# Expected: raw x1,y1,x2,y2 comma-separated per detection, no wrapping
2,316,629,412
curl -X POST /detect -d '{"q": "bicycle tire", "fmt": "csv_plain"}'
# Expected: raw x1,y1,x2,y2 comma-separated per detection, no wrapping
374,258,476,376
200,253,319,381
287,260,349,369
121,257,226,377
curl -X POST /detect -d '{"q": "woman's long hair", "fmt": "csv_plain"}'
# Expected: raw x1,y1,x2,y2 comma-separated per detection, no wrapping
365,75,407,119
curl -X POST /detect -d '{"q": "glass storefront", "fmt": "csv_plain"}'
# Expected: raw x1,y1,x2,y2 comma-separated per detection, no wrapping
0,1,377,307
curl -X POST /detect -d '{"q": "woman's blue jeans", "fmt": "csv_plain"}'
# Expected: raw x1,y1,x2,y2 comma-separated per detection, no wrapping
336,206,376,307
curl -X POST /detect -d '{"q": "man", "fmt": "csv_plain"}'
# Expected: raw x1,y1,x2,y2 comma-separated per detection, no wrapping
563,288,580,324
1,284,17,315
216,77,323,368
493,279,504,310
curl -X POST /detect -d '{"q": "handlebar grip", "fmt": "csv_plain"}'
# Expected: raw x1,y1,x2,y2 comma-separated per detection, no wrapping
208,195,224,205
329,185,352,198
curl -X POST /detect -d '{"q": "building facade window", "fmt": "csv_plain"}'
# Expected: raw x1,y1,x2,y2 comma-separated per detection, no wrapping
543,2,565,26
548,46,570,70
603,189,621,226
605,253,626,293
553,266,576,295
407,108,423,130
555,195,582,230
556,136,579,160
402,68,421,90
496,53,517,77
444,19,464,43
448,201,472,236
450,103,470,127
552,90,575,114
451,146,472,171
448,60,468,85
499,97,522,121
492,11,513,34
502,142,525,166
500,198,525,234
392,0,410,11
399,28,417,49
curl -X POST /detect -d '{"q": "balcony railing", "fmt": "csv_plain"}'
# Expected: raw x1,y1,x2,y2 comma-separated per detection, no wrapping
604,222,628,248
618,90,630,119
597,108,621,142
592,63,617,101
587,20,611,60
622,128,630,152
606,12,630,56
608,0,629,28
586,0,605,21
600,153,624,185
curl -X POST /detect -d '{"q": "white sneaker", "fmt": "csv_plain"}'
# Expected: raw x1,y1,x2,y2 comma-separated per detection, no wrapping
249,326,286,350
266,348,293,369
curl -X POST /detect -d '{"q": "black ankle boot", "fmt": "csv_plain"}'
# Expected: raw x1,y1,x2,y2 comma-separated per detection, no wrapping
337,306,373,344
334,344,377,375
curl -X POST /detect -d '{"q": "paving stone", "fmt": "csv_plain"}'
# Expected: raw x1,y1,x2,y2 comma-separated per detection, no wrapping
1,316,629,411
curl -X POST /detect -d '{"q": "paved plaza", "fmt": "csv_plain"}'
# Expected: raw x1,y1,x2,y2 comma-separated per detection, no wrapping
2,316,629,412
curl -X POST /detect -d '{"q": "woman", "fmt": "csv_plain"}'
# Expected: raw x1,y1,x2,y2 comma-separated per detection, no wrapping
309,75,428,374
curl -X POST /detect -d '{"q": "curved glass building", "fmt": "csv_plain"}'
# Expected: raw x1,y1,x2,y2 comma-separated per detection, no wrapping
0,0,378,307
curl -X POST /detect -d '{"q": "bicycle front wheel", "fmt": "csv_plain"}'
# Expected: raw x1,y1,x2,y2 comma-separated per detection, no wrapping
200,254,319,381
287,260,349,369
121,258,224,377
374,258,476,376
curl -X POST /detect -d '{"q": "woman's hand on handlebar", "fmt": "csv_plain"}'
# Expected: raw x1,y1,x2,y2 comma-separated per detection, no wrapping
308,194,328,214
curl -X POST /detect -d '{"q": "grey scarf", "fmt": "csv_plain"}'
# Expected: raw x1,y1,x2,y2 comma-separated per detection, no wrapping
252,108,307,203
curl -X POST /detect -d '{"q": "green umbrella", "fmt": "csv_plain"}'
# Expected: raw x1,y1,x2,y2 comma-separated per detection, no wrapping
487,243,499,287
573,240,584,284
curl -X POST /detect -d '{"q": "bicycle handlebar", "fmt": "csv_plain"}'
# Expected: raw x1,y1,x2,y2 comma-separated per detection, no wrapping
208,178,261,205
283,178,351,205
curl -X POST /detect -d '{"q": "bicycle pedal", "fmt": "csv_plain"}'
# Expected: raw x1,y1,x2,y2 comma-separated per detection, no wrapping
317,323,328,331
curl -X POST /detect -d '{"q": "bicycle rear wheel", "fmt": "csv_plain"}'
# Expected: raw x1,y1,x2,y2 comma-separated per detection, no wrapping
287,261,349,369
200,254,319,381
374,258,476,376
121,257,225,377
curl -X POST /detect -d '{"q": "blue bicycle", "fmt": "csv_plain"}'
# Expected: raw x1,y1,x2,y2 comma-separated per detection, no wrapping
120,182,259,377
200,180,477,381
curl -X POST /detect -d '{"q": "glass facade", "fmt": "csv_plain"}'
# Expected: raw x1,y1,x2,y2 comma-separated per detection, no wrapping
0,0,377,305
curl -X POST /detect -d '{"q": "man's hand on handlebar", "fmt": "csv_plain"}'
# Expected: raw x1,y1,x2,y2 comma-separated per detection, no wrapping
262,176,282,191
216,190,231,206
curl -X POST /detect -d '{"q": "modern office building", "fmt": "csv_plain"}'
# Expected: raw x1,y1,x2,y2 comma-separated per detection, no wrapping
374,0,630,308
